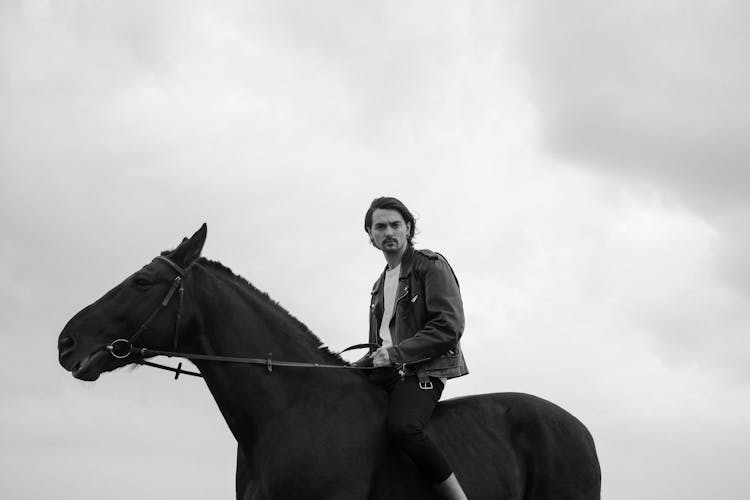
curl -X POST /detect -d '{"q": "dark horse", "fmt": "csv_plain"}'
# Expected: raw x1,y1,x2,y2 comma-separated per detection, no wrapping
58,225,600,499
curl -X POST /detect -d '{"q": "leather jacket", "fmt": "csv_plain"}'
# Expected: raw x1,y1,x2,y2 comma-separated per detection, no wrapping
365,246,468,380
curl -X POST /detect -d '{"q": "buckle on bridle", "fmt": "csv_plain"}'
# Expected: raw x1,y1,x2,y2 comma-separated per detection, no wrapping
107,339,132,359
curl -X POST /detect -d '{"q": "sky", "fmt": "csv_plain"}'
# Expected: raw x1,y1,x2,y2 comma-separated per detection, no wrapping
1,1,749,499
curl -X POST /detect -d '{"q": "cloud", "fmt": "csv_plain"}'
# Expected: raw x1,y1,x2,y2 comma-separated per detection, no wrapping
519,0,750,211
517,0,750,375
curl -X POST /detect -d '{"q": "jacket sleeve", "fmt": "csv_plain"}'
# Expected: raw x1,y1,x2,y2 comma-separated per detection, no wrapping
387,256,464,364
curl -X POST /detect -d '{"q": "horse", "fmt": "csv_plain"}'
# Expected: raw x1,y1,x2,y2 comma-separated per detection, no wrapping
58,224,601,499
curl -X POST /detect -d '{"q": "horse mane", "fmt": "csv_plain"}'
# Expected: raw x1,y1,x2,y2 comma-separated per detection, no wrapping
170,254,348,366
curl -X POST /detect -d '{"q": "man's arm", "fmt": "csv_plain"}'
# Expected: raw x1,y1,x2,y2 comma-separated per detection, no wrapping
387,257,464,364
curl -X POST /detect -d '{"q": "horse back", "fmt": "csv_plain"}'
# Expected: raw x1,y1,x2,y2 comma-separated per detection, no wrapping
429,392,601,500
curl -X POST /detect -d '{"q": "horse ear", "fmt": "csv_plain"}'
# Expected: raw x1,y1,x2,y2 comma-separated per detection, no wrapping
171,223,207,267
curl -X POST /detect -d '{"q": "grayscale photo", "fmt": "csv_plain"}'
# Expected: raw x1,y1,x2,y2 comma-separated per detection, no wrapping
2,1,748,499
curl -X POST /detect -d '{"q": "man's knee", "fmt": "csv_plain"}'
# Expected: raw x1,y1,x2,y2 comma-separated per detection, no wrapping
386,418,424,443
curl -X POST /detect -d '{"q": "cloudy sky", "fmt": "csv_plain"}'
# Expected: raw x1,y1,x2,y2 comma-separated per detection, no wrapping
2,1,749,498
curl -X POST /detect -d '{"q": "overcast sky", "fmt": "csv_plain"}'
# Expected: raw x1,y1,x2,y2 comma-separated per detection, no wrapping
2,1,749,499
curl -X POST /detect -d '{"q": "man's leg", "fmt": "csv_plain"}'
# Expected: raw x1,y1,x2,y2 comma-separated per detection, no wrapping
385,377,467,498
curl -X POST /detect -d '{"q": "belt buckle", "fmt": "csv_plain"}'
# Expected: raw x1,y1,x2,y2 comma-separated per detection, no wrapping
418,379,434,390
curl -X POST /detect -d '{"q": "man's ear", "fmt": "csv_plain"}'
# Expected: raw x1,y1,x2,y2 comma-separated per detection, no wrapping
170,223,207,267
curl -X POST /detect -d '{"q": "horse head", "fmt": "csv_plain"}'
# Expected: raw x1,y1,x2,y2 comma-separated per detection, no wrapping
58,224,207,381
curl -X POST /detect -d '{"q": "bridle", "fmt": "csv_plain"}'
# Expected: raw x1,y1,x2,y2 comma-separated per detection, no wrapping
106,255,379,379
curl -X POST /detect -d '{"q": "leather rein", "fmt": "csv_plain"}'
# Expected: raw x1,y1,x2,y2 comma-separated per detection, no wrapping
106,255,378,380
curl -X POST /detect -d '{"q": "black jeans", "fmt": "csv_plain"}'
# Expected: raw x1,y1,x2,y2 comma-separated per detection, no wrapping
375,370,453,484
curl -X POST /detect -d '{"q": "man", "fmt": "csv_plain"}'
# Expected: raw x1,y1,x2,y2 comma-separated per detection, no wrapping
359,196,469,500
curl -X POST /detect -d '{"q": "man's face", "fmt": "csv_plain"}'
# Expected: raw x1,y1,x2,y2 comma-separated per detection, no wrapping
369,208,411,255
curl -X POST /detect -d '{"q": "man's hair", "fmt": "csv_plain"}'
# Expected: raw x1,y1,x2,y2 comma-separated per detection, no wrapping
364,197,417,243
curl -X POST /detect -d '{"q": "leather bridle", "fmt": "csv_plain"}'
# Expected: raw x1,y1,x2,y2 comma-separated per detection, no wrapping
106,255,378,379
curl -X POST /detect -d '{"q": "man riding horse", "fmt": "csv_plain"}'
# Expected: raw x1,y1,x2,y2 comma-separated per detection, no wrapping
357,197,470,500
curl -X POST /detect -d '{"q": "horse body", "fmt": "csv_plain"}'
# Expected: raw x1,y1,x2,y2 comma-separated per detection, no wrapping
58,225,600,500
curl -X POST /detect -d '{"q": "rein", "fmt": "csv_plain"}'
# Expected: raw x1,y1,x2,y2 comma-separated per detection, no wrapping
106,255,380,380
110,341,380,379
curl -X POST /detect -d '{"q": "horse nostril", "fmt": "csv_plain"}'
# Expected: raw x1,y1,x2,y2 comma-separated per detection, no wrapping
59,335,77,357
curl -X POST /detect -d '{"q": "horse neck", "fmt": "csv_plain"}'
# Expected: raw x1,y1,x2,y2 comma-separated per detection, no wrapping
181,264,376,446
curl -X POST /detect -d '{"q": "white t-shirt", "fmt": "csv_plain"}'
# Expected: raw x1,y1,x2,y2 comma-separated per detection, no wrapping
378,264,401,348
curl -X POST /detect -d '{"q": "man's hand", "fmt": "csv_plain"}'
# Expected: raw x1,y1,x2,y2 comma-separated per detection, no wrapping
369,347,392,367
351,353,373,367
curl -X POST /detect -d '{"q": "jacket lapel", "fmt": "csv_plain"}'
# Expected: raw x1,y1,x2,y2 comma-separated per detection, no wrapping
395,246,414,308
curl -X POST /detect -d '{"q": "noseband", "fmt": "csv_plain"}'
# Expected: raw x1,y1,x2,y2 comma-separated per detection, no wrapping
107,255,379,379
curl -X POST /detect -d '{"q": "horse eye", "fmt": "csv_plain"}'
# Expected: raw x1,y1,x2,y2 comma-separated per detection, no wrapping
134,277,152,288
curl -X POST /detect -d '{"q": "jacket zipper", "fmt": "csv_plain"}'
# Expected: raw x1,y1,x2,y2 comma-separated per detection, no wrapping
388,284,409,341
394,284,409,306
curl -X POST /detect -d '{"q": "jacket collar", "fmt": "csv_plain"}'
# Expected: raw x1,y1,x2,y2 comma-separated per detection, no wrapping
371,245,416,294
398,245,416,279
